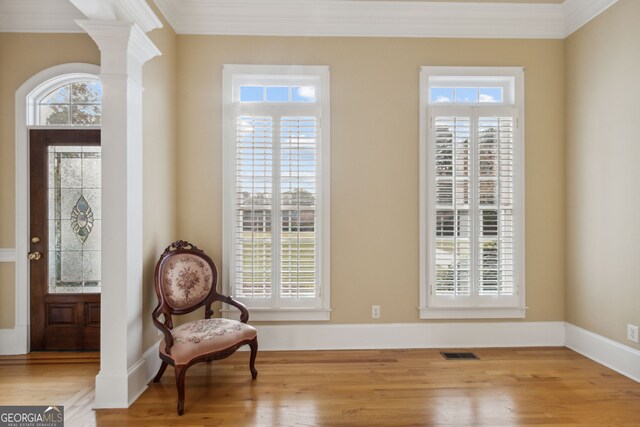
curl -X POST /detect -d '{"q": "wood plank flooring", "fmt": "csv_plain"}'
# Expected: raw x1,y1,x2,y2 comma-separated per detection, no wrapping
1,347,640,426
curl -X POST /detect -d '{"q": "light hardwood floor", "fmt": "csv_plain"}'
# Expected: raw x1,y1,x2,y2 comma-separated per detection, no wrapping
1,347,640,426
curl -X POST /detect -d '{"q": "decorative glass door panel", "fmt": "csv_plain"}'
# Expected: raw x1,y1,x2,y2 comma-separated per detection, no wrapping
47,146,101,294
30,129,101,351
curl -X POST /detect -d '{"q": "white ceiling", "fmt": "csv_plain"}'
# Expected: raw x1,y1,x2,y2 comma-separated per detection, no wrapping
360,0,563,3
0,0,618,39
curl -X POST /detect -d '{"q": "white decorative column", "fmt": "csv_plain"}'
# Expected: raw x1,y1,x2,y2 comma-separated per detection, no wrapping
76,20,160,408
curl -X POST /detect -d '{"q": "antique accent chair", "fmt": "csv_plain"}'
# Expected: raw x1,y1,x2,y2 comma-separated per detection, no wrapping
152,240,258,415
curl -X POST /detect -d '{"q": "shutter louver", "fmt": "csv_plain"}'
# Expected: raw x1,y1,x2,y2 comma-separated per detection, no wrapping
477,116,515,297
434,116,471,296
235,115,273,298
280,116,317,298
433,114,516,300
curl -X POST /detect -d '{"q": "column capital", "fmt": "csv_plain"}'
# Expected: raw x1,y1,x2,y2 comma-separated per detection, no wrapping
69,0,162,33
76,19,161,74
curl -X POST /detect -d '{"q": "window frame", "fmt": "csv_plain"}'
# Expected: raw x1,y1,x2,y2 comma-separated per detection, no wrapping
30,74,102,126
419,66,525,319
221,64,331,321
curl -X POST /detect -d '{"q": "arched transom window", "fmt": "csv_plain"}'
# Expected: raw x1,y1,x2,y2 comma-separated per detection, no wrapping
35,80,102,126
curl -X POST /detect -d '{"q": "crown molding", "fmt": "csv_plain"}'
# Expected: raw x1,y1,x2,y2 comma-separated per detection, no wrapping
0,0,161,34
0,0,84,33
70,0,162,33
563,0,618,37
114,0,162,33
0,0,621,39
154,0,567,39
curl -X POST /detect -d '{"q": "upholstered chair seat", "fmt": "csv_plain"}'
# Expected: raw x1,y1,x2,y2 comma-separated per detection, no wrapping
152,241,258,415
160,319,257,365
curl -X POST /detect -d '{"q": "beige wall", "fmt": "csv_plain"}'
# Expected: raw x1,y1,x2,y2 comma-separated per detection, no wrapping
565,0,640,349
0,264,14,328
0,33,100,329
176,36,565,323
141,11,179,349
0,21,567,332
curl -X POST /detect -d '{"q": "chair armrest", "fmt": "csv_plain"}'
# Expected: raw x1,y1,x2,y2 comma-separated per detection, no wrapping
217,295,250,323
152,305,174,354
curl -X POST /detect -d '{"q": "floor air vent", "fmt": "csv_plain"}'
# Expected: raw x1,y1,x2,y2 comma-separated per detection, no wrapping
441,352,479,360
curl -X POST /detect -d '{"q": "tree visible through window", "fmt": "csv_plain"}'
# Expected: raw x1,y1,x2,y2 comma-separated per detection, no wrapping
37,81,102,126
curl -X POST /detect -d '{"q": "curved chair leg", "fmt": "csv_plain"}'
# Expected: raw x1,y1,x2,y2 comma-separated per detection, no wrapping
153,360,168,383
175,365,187,415
249,337,258,379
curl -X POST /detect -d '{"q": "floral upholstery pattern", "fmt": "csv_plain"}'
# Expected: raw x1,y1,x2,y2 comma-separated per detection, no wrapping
161,318,257,365
173,318,244,344
161,254,212,309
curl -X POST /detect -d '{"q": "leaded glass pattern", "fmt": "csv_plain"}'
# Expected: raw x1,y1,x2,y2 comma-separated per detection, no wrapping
48,146,101,293
38,81,102,126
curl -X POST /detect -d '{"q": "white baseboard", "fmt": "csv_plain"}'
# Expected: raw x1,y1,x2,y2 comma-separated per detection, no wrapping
0,325,28,355
142,339,162,383
565,323,640,383
252,321,566,351
94,354,149,408
126,356,149,407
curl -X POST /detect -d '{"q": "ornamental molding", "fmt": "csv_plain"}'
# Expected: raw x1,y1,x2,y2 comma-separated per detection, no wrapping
154,0,619,39
562,0,618,37
69,0,162,33
0,0,620,39
0,0,161,33
76,20,161,69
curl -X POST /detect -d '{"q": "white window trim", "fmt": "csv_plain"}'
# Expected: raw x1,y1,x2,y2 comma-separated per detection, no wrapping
221,64,331,322
29,73,101,126
418,66,526,319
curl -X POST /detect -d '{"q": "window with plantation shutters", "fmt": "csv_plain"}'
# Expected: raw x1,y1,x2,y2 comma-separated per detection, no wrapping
223,65,331,321
420,67,525,319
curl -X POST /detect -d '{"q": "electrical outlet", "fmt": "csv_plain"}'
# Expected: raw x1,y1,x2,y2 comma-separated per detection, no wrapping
627,324,639,343
372,305,381,319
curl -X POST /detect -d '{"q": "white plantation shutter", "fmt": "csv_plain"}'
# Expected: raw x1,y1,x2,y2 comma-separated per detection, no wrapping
235,115,273,299
434,116,472,299
430,107,519,308
280,116,317,298
477,116,515,299
233,113,320,306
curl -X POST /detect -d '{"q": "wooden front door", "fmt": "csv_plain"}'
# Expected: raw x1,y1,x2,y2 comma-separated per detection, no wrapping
29,129,101,351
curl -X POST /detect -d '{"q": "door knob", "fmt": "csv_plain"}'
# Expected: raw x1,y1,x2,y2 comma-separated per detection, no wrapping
28,251,42,261
31,236,41,244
